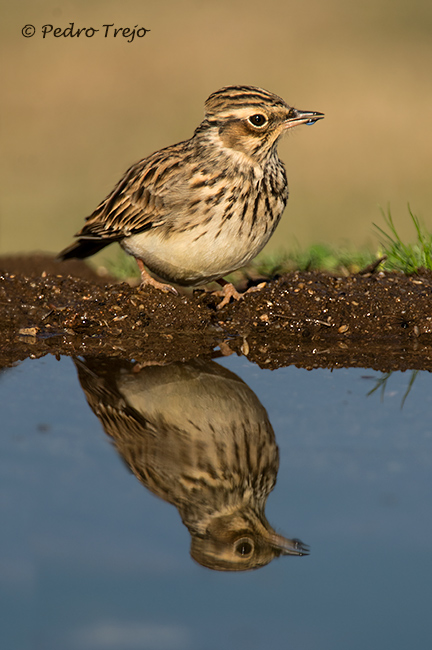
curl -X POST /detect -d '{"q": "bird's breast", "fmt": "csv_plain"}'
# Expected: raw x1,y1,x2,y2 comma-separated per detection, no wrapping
122,171,287,286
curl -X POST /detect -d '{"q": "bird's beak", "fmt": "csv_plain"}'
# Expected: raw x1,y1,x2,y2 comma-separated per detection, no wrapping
284,109,324,129
268,533,310,556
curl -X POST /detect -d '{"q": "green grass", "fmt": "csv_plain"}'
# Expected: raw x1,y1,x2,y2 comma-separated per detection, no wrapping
374,206,432,273
252,206,431,277
367,370,420,409
101,244,141,281
96,207,431,281
249,243,375,277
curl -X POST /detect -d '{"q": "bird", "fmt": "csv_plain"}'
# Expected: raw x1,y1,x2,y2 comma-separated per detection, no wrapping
59,85,324,307
74,356,309,571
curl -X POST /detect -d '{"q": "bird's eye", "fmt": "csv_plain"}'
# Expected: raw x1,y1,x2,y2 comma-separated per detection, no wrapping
235,539,254,556
248,114,267,127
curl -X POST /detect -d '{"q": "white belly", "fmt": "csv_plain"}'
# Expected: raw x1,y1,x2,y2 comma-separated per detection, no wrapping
122,216,276,286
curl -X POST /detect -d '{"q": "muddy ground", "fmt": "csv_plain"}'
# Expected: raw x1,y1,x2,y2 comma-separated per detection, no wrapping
1,254,432,372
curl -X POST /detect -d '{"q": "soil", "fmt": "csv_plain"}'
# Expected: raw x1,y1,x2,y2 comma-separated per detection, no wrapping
1,254,432,372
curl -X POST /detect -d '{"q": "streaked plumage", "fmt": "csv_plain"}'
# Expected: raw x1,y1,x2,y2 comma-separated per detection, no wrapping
59,86,323,303
74,356,309,571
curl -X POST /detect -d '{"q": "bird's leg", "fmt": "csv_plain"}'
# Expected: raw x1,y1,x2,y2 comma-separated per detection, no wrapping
136,258,178,295
213,278,267,310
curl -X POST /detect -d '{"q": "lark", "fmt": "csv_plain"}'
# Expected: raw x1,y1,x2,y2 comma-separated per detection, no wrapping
59,85,324,307
75,356,309,571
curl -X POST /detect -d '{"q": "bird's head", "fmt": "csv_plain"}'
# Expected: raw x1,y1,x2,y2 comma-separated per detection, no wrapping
189,510,309,572
200,85,324,162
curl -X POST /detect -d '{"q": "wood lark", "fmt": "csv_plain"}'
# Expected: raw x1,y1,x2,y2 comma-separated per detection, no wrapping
75,356,308,571
59,85,324,307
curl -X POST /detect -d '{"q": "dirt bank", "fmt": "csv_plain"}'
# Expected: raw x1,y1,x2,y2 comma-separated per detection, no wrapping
1,254,431,371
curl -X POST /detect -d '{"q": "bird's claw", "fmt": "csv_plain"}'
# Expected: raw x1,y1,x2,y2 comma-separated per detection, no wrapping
214,281,267,309
139,279,178,295
214,282,242,310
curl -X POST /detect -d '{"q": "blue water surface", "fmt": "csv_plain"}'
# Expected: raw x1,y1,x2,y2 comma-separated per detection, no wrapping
1,354,431,650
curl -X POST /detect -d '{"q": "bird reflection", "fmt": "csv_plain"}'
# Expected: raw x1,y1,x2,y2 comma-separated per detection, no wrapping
74,356,308,571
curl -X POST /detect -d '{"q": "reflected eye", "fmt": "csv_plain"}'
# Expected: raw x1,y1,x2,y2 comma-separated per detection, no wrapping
248,114,267,127
235,539,254,556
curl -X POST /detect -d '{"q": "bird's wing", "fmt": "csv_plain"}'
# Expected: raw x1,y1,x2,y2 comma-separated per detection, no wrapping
75,141,190,241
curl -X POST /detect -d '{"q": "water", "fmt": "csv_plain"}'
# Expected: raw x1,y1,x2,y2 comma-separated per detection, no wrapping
1,354,431,650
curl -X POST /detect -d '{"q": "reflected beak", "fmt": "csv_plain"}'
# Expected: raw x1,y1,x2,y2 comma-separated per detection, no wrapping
269,533,310,556
284,109,324,129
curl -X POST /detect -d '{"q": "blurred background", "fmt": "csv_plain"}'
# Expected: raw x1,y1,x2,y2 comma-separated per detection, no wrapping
1,0,431,263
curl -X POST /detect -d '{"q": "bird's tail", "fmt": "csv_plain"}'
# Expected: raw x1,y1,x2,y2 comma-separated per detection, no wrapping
57,238,112,261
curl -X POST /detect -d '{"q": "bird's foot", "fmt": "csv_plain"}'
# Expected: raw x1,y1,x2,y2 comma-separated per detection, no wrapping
245,282,267,295
139,276,178,295
136,259,178,295
214,281,267,310
214,282,242,310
